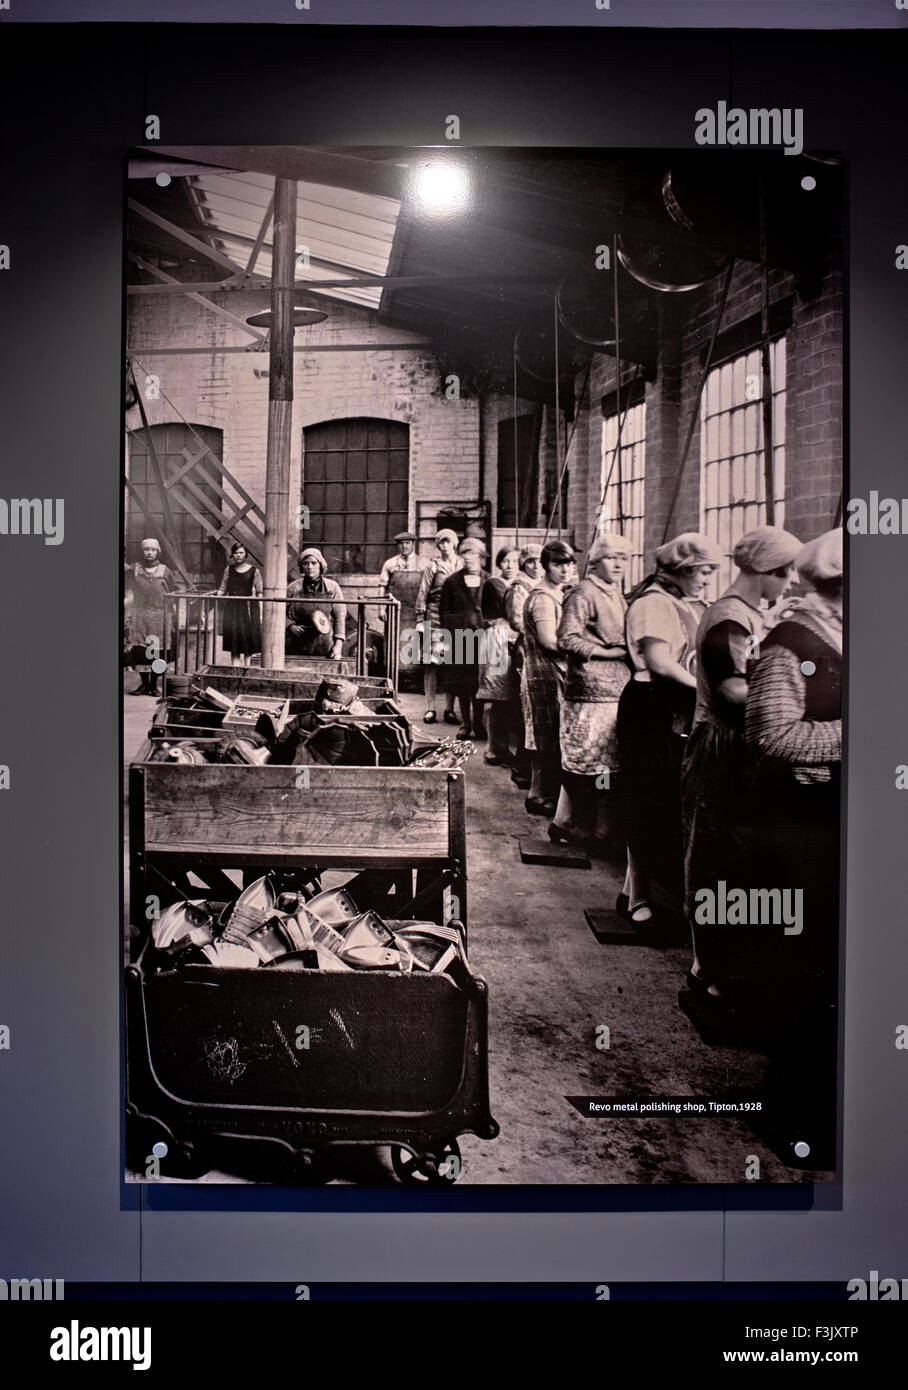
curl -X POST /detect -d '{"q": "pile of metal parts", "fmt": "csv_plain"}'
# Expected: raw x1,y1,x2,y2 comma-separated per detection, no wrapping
151,877,470,985
148,684,418,767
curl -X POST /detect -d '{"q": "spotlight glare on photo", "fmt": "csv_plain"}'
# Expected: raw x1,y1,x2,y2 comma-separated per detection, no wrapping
410,161,471,217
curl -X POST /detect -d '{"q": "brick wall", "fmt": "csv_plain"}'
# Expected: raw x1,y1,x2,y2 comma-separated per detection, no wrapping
127,255,843,581
127,289,484,572
560,253,843,571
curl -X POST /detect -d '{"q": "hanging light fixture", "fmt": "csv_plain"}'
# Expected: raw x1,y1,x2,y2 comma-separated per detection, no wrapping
246,305,328,327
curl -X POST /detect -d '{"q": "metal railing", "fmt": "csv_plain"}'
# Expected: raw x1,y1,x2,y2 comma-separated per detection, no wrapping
163,593,401,689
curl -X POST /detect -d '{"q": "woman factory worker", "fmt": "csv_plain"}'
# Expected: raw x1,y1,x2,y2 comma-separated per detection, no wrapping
616,531,720,924
477,547,522,766
415,528,462,725
503,543,543,790
438,537,490,740
682,523,802,999
521,539,575,818
285,548,346,660
125,537,175,696
553,530,631,845
743,527,843,1167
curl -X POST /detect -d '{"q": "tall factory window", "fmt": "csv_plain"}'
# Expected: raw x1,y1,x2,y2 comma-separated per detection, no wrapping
497,414,540,529
303,418,410,574
699,338,787,591
600,399,647,589
126,423,224,589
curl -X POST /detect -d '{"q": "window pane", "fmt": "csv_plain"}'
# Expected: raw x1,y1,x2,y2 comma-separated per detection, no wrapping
388,481,407,511
346,482,365,512
367,450,389,480
305,452,325,482
366,482,387,511
389,448,409,480
732,409,745,458
346,512,366,543
302,419,410,573
323,422,347,449
699,339,787,588
304,483,325,513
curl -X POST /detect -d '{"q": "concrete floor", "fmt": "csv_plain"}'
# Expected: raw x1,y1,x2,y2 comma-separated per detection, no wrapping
124,679,830,1186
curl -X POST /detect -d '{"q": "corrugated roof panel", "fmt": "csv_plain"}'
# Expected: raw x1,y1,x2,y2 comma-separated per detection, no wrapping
190,170,400,309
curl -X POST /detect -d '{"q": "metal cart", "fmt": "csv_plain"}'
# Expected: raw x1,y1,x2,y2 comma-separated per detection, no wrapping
126,763,498,1185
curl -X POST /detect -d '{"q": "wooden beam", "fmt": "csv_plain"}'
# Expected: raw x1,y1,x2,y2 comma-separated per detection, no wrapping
128,342,432,356
128,254,266,342
244,195,274,278
128,272,545,294
194,225,381,279
177,443,266,526
262,177,297,670
127,198,244,275
150,146,404,202
128,280,239,295
214,500,256,542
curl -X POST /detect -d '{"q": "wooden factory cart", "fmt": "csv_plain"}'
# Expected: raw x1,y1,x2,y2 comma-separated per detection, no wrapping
125,762,498,1185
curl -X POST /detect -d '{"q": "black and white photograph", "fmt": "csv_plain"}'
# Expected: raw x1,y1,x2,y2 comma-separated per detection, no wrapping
122,143,844,1187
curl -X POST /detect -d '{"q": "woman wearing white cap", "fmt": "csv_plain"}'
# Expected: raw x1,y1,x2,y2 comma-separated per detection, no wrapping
414,529,462,724
616,531,721,924
552,530,631,844
124,538,175,696
285,548,346,660
742,527,842,1167
681,524,802,998
522,540,576,816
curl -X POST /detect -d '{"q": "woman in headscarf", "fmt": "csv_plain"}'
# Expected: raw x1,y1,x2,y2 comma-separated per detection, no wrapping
521,540,575,817
615,531,721,923
217,541,263,668
681,524,802,996
551,531,631,844
285,548,346,659
477,547,521,766
414,528,462,725
504,543,542,637
438,538,490,739
742,527,843,1168
125,537,175,696
503,544,543,789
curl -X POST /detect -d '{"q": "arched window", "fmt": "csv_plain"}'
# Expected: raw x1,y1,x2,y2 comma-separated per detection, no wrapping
302,418,409,574
126,423,224,589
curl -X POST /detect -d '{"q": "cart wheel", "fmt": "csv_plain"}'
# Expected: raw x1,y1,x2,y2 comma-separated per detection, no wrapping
159,1140,211,1180
390,1140,461,1186
291,1149,331,1186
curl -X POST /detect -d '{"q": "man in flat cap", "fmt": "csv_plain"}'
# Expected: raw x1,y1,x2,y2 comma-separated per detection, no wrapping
379,530,426,683
379,529,425,595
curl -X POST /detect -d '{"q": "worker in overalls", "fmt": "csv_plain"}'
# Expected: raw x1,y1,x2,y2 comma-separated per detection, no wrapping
380,530,425,685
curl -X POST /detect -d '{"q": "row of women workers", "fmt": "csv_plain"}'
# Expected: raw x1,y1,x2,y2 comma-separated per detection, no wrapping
408,520,842,1164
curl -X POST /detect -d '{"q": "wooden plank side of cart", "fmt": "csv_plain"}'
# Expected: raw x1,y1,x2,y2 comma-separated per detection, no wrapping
196,664,393,699
131,763,463,870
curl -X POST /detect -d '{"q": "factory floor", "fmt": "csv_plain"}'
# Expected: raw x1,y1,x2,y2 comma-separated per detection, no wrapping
124,678,831,1187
